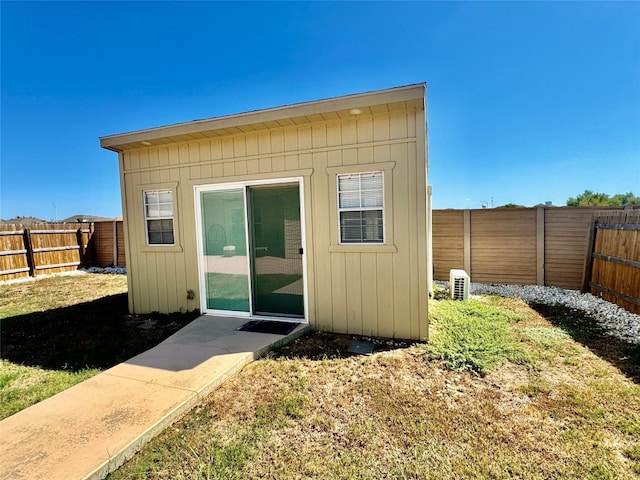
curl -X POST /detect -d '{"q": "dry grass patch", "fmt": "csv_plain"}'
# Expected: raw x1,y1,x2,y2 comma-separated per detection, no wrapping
109,297,640,479
0,272,127,318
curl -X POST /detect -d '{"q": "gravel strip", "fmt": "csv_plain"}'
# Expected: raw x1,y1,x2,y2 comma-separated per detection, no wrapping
81,266,127,275
435,281,640,345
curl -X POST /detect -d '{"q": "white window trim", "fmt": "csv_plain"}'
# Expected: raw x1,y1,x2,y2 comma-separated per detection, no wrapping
143,189,175,246
326,162,397,253
336,171,385,245
135,182,182,253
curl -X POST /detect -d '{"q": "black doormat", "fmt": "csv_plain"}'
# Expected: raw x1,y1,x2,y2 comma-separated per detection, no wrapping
237,320,300,335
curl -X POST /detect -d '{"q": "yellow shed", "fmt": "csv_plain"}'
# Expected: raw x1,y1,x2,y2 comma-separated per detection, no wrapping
100,84,430,340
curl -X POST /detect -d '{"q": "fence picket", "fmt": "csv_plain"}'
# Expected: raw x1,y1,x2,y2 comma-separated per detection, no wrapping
587,211,640,314
0,220,125,281
0,224,91,280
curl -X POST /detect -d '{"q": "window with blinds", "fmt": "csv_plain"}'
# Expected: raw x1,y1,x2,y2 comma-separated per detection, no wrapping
337,172,384,244
144,190,175,245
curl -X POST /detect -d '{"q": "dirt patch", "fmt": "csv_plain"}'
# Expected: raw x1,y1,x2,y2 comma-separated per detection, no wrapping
272,331,417,360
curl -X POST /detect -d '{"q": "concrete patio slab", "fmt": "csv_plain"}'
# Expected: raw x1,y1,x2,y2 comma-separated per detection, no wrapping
0,315,309,480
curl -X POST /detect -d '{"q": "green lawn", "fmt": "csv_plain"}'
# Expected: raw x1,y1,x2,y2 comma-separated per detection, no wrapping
0,273,198,420
0,360,98,420
0,274,128,420
0,273,126,320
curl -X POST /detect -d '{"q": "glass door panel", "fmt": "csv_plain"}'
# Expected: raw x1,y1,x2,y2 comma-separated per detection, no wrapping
249,185,304,317
200,189,250,312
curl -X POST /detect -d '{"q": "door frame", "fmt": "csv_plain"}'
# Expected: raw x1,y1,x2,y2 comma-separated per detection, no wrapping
194,177,308,324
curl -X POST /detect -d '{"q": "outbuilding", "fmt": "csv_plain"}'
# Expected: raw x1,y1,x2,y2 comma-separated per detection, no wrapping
100,84,430,340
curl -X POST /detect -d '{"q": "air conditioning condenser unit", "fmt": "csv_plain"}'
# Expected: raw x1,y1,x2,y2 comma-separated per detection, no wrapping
450,269,470,300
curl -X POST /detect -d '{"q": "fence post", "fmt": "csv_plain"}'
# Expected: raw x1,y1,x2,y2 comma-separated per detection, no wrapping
536,206,545,286
113,220,118,267
23,228,36,277
76,227,85,267
89,222,95,266
463,209,471,275
582,219,597,293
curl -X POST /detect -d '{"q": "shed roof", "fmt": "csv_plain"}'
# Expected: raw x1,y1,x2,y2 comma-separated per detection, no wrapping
100,83,425,152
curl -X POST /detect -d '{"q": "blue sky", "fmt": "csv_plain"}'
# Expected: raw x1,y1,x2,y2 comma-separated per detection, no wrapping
1,1,639,220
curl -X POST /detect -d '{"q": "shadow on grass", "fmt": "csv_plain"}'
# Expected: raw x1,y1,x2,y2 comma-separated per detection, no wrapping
1,293,200,372
270,330,418,361
530,302,640,384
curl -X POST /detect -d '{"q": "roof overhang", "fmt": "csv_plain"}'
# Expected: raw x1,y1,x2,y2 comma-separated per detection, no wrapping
99,83,425,152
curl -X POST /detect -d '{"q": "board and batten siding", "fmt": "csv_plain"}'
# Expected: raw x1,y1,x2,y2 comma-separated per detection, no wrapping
118,106,428,340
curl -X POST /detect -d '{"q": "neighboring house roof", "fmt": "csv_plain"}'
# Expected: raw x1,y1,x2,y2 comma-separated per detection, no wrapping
100,83,426,152
62,214,114,223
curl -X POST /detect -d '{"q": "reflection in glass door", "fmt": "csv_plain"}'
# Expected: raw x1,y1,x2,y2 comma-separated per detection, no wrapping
249,185,304,317
199,181,304,319
200,189,250,312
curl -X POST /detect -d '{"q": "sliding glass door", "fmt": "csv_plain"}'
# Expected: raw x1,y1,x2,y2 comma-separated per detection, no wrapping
198,180,305,319
200,189,250,312
249,185,303,316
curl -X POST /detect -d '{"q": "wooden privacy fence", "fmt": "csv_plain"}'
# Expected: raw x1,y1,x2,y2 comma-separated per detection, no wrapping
87,220,126,268
0,224,92,281
0,220,126,282
433,206,639,291
585,210,640,314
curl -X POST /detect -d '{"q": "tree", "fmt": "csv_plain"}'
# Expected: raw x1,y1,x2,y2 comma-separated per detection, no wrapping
610,192,640,206
497,203,526,208
566,190,640,207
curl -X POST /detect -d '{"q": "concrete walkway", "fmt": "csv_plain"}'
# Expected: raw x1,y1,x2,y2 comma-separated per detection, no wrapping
0,316,309,480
